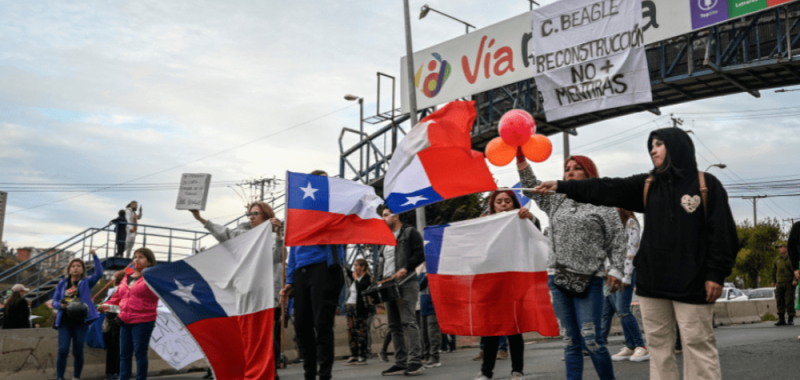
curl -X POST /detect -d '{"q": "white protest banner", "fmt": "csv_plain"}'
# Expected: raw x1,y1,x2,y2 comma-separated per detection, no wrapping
531,0,653,121
149,302,205,370
175,173,212,211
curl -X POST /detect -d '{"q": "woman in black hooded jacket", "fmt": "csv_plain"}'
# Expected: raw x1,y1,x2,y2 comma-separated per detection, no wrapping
533,128,739,380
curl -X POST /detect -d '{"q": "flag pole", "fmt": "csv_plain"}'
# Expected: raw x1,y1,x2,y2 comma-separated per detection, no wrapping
280,171,289,369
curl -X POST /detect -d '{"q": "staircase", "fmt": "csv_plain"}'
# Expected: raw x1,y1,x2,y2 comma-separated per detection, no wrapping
0,216,247,316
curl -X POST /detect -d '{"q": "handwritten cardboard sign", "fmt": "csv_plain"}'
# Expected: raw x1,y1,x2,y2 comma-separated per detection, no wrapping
149,302,205,370
176,173,212,211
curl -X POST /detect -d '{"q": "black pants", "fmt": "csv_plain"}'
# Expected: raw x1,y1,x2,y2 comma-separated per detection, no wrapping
381,331,392,353
115,241,126,258
104,315,121,376
481,334,523,378
441,333,456,351
293,262,344,380
274,307,282,376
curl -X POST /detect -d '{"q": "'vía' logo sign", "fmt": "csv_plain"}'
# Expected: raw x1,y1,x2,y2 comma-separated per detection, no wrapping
415,53,452,98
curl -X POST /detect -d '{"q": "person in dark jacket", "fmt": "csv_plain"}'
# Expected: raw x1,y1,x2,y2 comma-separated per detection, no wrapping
111,210,128,258
2,284,32,329
344,258,374,365
103,270,126,380
279,170,346,380
377,207,426,376
533,127,739,380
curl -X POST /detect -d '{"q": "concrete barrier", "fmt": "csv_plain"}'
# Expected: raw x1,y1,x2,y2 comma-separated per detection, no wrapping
753,299,778,318
713,302,732,326
0,328,206,380
725,301,762,324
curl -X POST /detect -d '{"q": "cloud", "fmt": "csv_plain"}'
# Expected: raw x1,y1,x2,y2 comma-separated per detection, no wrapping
0,0,798,250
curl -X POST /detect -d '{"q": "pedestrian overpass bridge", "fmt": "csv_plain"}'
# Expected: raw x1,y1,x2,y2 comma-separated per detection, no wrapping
341,4,800,187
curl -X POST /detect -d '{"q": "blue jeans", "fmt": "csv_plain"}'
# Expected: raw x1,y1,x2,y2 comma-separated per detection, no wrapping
120,321,156,380
57,321,90,380
601,271,645,349
549,275,615,380
480,335,508,352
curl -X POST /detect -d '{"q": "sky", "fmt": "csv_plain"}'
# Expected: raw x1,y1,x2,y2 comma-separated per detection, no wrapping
1,0,799,251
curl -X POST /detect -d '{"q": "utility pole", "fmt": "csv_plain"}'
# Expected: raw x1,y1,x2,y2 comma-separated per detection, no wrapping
403,0,426,232
563,133,570,163
740,195,767,226
670,113,684,128
242,177,278,202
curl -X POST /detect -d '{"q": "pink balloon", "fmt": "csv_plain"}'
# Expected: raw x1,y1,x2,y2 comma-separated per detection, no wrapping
498,110,536,147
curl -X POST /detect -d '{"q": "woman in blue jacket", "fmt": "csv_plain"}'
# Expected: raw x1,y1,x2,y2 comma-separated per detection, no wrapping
52,250,103,380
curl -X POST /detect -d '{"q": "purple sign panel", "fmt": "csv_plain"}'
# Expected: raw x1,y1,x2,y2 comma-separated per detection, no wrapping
691,0,729,29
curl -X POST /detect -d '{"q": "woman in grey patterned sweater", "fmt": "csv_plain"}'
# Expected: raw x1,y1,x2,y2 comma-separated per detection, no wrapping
517,153,626,380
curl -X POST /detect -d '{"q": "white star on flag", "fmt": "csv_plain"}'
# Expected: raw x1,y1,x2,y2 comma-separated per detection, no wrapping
401,195,428,207
171,280,200,305
300,182,318,200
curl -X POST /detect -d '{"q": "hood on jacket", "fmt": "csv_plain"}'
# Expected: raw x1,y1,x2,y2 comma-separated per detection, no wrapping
489,189,521,215
648,128,698,180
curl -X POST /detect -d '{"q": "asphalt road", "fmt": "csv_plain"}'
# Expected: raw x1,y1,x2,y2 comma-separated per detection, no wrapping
156,322,800,380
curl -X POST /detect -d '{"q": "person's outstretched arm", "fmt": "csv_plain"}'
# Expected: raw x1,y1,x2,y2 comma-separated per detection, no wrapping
87,251,103,288
537,174,650,213
517,160,556,215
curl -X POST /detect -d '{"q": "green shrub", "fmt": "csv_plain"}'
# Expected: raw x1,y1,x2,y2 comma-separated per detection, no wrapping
31,303,56,328
761,313,777,322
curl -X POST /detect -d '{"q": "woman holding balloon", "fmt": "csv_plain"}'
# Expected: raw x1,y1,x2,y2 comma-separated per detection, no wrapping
486,110,626,380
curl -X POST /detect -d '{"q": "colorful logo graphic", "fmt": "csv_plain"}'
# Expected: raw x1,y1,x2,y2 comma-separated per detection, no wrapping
415,53,452,98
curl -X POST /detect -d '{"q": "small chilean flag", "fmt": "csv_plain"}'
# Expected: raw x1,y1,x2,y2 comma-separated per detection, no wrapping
285,172,396,246
384,101,497,213
143,223,276,380
424,212,558,337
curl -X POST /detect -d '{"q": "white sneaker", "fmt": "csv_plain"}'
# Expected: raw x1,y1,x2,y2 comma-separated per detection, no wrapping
473,372,492,380
630,347,650,362
611,347,635,361
511,372,524,379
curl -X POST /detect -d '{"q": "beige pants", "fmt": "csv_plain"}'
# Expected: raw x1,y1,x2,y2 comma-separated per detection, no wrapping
638,296,721,380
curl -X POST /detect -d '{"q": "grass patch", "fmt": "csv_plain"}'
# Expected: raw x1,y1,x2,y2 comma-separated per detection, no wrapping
761,313,777,321
31,303,56,328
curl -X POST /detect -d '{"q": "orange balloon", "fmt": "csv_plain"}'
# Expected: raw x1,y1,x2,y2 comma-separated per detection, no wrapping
522,134,553,163
485,137,516,166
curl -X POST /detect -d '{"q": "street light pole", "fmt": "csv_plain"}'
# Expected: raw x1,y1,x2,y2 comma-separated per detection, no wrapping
705,163,727,172
344,95,365,181
404,0,425,230
419,5,476,34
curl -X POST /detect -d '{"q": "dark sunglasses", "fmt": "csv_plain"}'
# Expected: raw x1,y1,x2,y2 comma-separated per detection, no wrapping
246,211,261,218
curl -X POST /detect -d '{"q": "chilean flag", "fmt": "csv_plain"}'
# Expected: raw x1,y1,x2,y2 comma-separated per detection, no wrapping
384,101,497,213
143,223,276,380
285,172,396,246
511,181,534,209
424,212,558,337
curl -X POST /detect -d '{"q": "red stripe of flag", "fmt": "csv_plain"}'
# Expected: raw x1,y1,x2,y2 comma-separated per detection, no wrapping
187,308,275,380
429,271,559,337
285,209,396,247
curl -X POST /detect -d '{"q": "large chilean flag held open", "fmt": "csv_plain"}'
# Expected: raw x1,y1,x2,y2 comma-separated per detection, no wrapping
424,212,559,337
384,101,497,214
143,223,276,380
285,172,396,246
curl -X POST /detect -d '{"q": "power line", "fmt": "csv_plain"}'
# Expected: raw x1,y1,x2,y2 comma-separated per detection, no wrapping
7,104,354,215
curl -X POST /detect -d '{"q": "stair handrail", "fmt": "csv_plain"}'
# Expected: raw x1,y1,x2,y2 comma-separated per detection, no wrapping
0,226,112,284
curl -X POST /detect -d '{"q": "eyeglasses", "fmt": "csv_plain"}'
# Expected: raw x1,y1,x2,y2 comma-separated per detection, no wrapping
246,211,260,217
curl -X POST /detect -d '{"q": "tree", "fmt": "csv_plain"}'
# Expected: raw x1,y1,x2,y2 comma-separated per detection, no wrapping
729,218,784,288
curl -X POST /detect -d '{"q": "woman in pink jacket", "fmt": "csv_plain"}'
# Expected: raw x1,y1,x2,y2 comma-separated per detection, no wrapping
100,248,159,380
